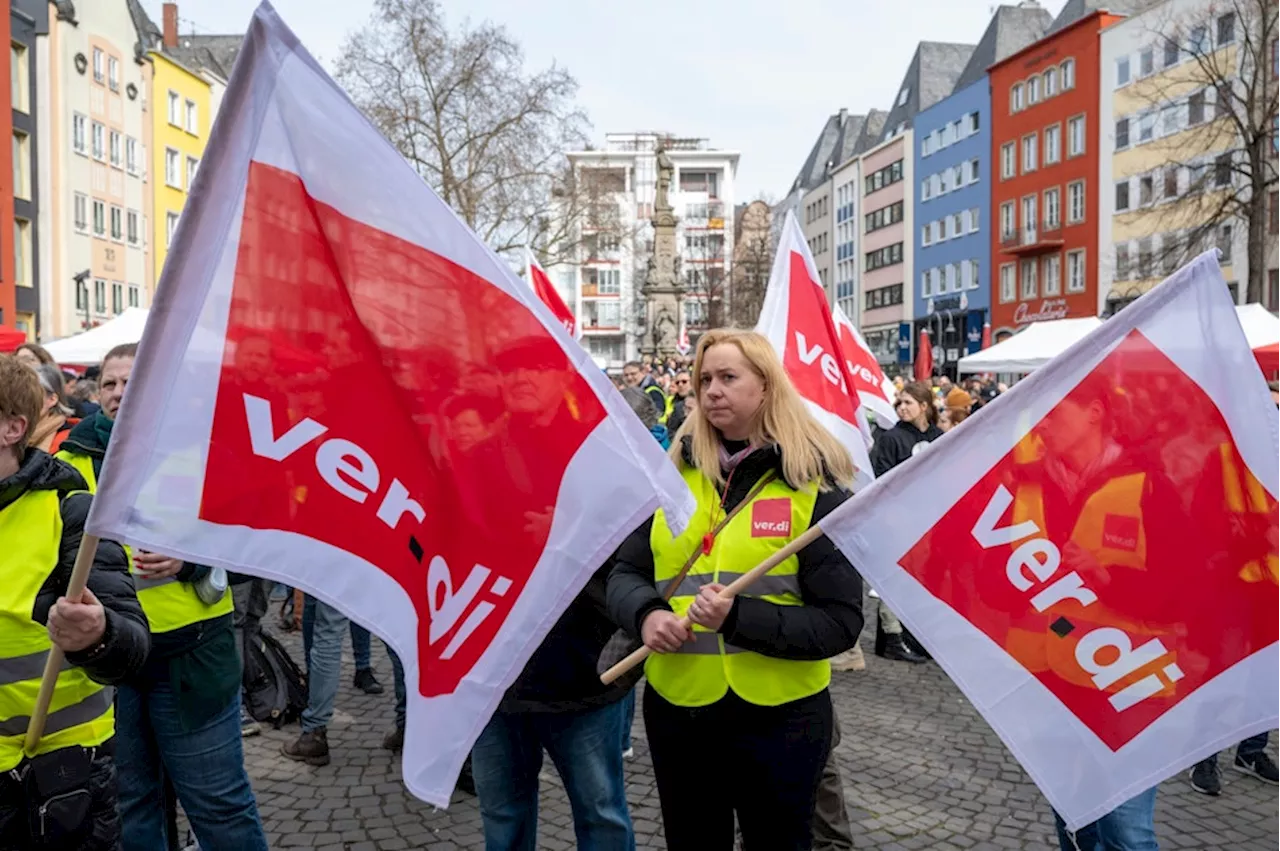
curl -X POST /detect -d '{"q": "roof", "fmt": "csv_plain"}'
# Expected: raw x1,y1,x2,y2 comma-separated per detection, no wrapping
953,3,1055,92
125,0,161,59
787,109,869,194
878,41,976,143
1044,0,1162,37
167,34,244,80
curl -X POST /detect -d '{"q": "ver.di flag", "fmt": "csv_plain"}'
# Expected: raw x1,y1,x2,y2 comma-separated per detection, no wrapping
818,251,1278,829
85,2,693,807
527,250,579,339
831,301,897,428
756,210,874,489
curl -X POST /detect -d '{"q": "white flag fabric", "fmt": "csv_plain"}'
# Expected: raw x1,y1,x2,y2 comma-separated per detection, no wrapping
818,251,1278,829
86,2,693,807
756,211,875,490
831,301,898,428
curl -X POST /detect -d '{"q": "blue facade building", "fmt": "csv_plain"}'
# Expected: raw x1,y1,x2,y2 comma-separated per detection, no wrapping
910,3,1053,377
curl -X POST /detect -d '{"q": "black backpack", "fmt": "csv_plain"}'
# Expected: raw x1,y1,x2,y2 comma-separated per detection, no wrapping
242,630,308,728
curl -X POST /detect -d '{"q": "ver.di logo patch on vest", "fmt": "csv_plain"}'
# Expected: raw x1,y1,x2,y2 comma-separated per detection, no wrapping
751,498,791,537
1102,514,1140,551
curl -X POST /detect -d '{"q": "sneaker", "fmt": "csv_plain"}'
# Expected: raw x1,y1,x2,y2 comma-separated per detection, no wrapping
353,667,385,695
240,705,261,738
1189,759,1221,796
382,725,404,753
1234,752,1279,785
622,747,635,760
282,728,330,766
830,644,866,672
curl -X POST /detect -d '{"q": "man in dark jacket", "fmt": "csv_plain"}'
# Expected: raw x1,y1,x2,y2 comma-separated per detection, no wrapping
0,355,149,850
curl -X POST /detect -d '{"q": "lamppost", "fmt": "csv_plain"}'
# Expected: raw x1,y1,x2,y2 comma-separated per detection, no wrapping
72,269,91,330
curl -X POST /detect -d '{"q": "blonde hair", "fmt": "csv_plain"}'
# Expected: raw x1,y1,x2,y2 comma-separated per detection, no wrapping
672,328,855,491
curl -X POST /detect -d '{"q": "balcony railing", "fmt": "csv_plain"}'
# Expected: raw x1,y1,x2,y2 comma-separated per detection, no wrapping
1000,220,1065,255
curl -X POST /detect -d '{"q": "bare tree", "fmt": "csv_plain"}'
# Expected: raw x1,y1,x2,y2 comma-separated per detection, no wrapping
1131,0,1277,303
681,221,729,330
729,200,776,326
335,0,589,259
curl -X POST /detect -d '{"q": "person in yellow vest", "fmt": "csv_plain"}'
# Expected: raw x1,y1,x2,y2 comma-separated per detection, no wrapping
608,329,864,851
56,343,269,851
0,354,149,849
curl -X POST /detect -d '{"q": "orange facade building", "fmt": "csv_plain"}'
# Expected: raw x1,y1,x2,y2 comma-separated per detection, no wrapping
989,11,1122,337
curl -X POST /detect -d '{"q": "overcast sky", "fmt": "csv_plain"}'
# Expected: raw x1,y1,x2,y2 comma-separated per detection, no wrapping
143,0,1070,201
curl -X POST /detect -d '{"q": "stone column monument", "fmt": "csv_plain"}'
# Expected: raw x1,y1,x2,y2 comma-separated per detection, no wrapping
642,146,682,356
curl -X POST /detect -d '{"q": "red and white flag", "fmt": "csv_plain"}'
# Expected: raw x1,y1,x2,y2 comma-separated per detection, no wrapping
819,251,1278,829
527,249,580,339
676,322,691,356
831,302,897,428
86,4,692,807
756,211,874,489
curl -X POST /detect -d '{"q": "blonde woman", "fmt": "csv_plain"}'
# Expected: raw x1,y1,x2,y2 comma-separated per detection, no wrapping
608,329,864,851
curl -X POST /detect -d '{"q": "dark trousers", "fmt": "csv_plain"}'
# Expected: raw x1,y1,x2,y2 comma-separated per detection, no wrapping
1195,731,1270,770
644,686,833,851
812,715,854,849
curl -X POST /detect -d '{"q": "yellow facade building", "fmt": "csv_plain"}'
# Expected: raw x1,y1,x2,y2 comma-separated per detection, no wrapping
150,50,211,284
1099,0,1278,312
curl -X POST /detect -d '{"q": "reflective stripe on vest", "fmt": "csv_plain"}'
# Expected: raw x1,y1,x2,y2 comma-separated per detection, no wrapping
644,466,830,708
55,447,235,634
660,393,674,425
0,489,115,771
1219,443,1279,583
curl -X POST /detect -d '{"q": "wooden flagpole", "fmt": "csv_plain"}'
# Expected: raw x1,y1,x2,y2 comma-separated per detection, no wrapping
600,524,826,685
24,533,101,754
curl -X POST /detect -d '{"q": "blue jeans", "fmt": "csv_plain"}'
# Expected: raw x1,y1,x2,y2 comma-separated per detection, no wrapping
1199,731,1269,768
302,595,372,669
301,599,346,732
1054,787,1158,851
386,641,406,729
620,689,635,752
471,701,635,851
116,681,268,851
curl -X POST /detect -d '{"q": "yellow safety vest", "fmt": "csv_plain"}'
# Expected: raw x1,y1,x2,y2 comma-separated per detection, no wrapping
645,465,830,708
0,489,115,771
55,448,234,634
1217,442,1279,584
1012,472,1148,571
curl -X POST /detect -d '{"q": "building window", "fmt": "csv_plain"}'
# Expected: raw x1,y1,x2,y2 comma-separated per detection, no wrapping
969,207,980,233
1067,115,1085,157
1021,258,1038,299
1217,223,1233,262
1067,250,1086,292
1044,187,1061,228
1001,142,1016,179
1044,67,1058,97
185,100,198,134
1043,254,1061,296
1022,195,1038,237
1116,56,1131,86
1115,243,1131,280
1139,174,1154,206
945,264,958,292
968,158,980,183
74,192,88,233
1139,47,1154,77
166,211,180,247
111,282,123,315
11,131,28,200
1000,263,1016,303
951,212,963,239
1028,75,1041,104
125,137,138,174
187,156,200,187
864,242,904,272
1116,117,1130,149
1068,181,1085,224
75,278,89,311
1138,111,1156,143
92,47,103,83
165,148,181,188
94,279,106,314
92,199,106,236
1044,124,1061,164
1164,37,1181,68
72,113,87,154
1011,83,1024,112
108,56,120,92
968,111,980,134
1061,58,1076,90
1218,12,1236,45
127,210,139,245
1000,201,1015,239
11,43,28,112
109,130,121,168
110,205,123,241
921,269,932,297
128,283,141,308
13,219,30,287
1116,180,1131,212
167,90,181,126
1164,166,1180,199
91,121,105,160
1188,90,1206,125
922,224,932,247
921,179,931,201
967,259,980,290
1214,152,1233,187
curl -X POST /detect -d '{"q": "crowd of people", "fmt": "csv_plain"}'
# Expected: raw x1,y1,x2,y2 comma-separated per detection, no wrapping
0,332,1275,851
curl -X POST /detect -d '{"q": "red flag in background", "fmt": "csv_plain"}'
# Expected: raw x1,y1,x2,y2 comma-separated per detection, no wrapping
527,250,579,339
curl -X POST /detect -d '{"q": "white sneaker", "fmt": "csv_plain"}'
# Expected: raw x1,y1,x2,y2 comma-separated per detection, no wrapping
622,747,635,759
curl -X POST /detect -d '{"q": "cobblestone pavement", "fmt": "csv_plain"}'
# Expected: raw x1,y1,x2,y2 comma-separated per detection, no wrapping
238,612,1277,850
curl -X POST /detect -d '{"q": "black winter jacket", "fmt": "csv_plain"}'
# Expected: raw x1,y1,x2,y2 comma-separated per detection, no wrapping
0,450,150,685
607,440,864,663
869,419,945,478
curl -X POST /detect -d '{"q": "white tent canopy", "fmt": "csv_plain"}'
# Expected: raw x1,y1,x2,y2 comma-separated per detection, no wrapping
43,307,149,365
1236,303,1279,349
957,317,1103,374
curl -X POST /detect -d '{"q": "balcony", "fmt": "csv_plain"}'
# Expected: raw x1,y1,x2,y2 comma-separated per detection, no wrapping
1000,221,1065,256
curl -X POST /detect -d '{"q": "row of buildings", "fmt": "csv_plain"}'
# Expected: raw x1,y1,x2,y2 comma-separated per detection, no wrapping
783,0,1278,377
1,1,239,342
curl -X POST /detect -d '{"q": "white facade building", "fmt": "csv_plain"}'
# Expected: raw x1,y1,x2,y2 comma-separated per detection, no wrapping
558,133,739,369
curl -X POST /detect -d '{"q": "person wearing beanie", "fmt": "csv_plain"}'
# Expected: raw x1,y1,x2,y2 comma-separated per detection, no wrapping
945,387,974,428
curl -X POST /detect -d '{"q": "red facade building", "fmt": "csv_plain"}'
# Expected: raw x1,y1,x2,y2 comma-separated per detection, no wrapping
989,10,1122,337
